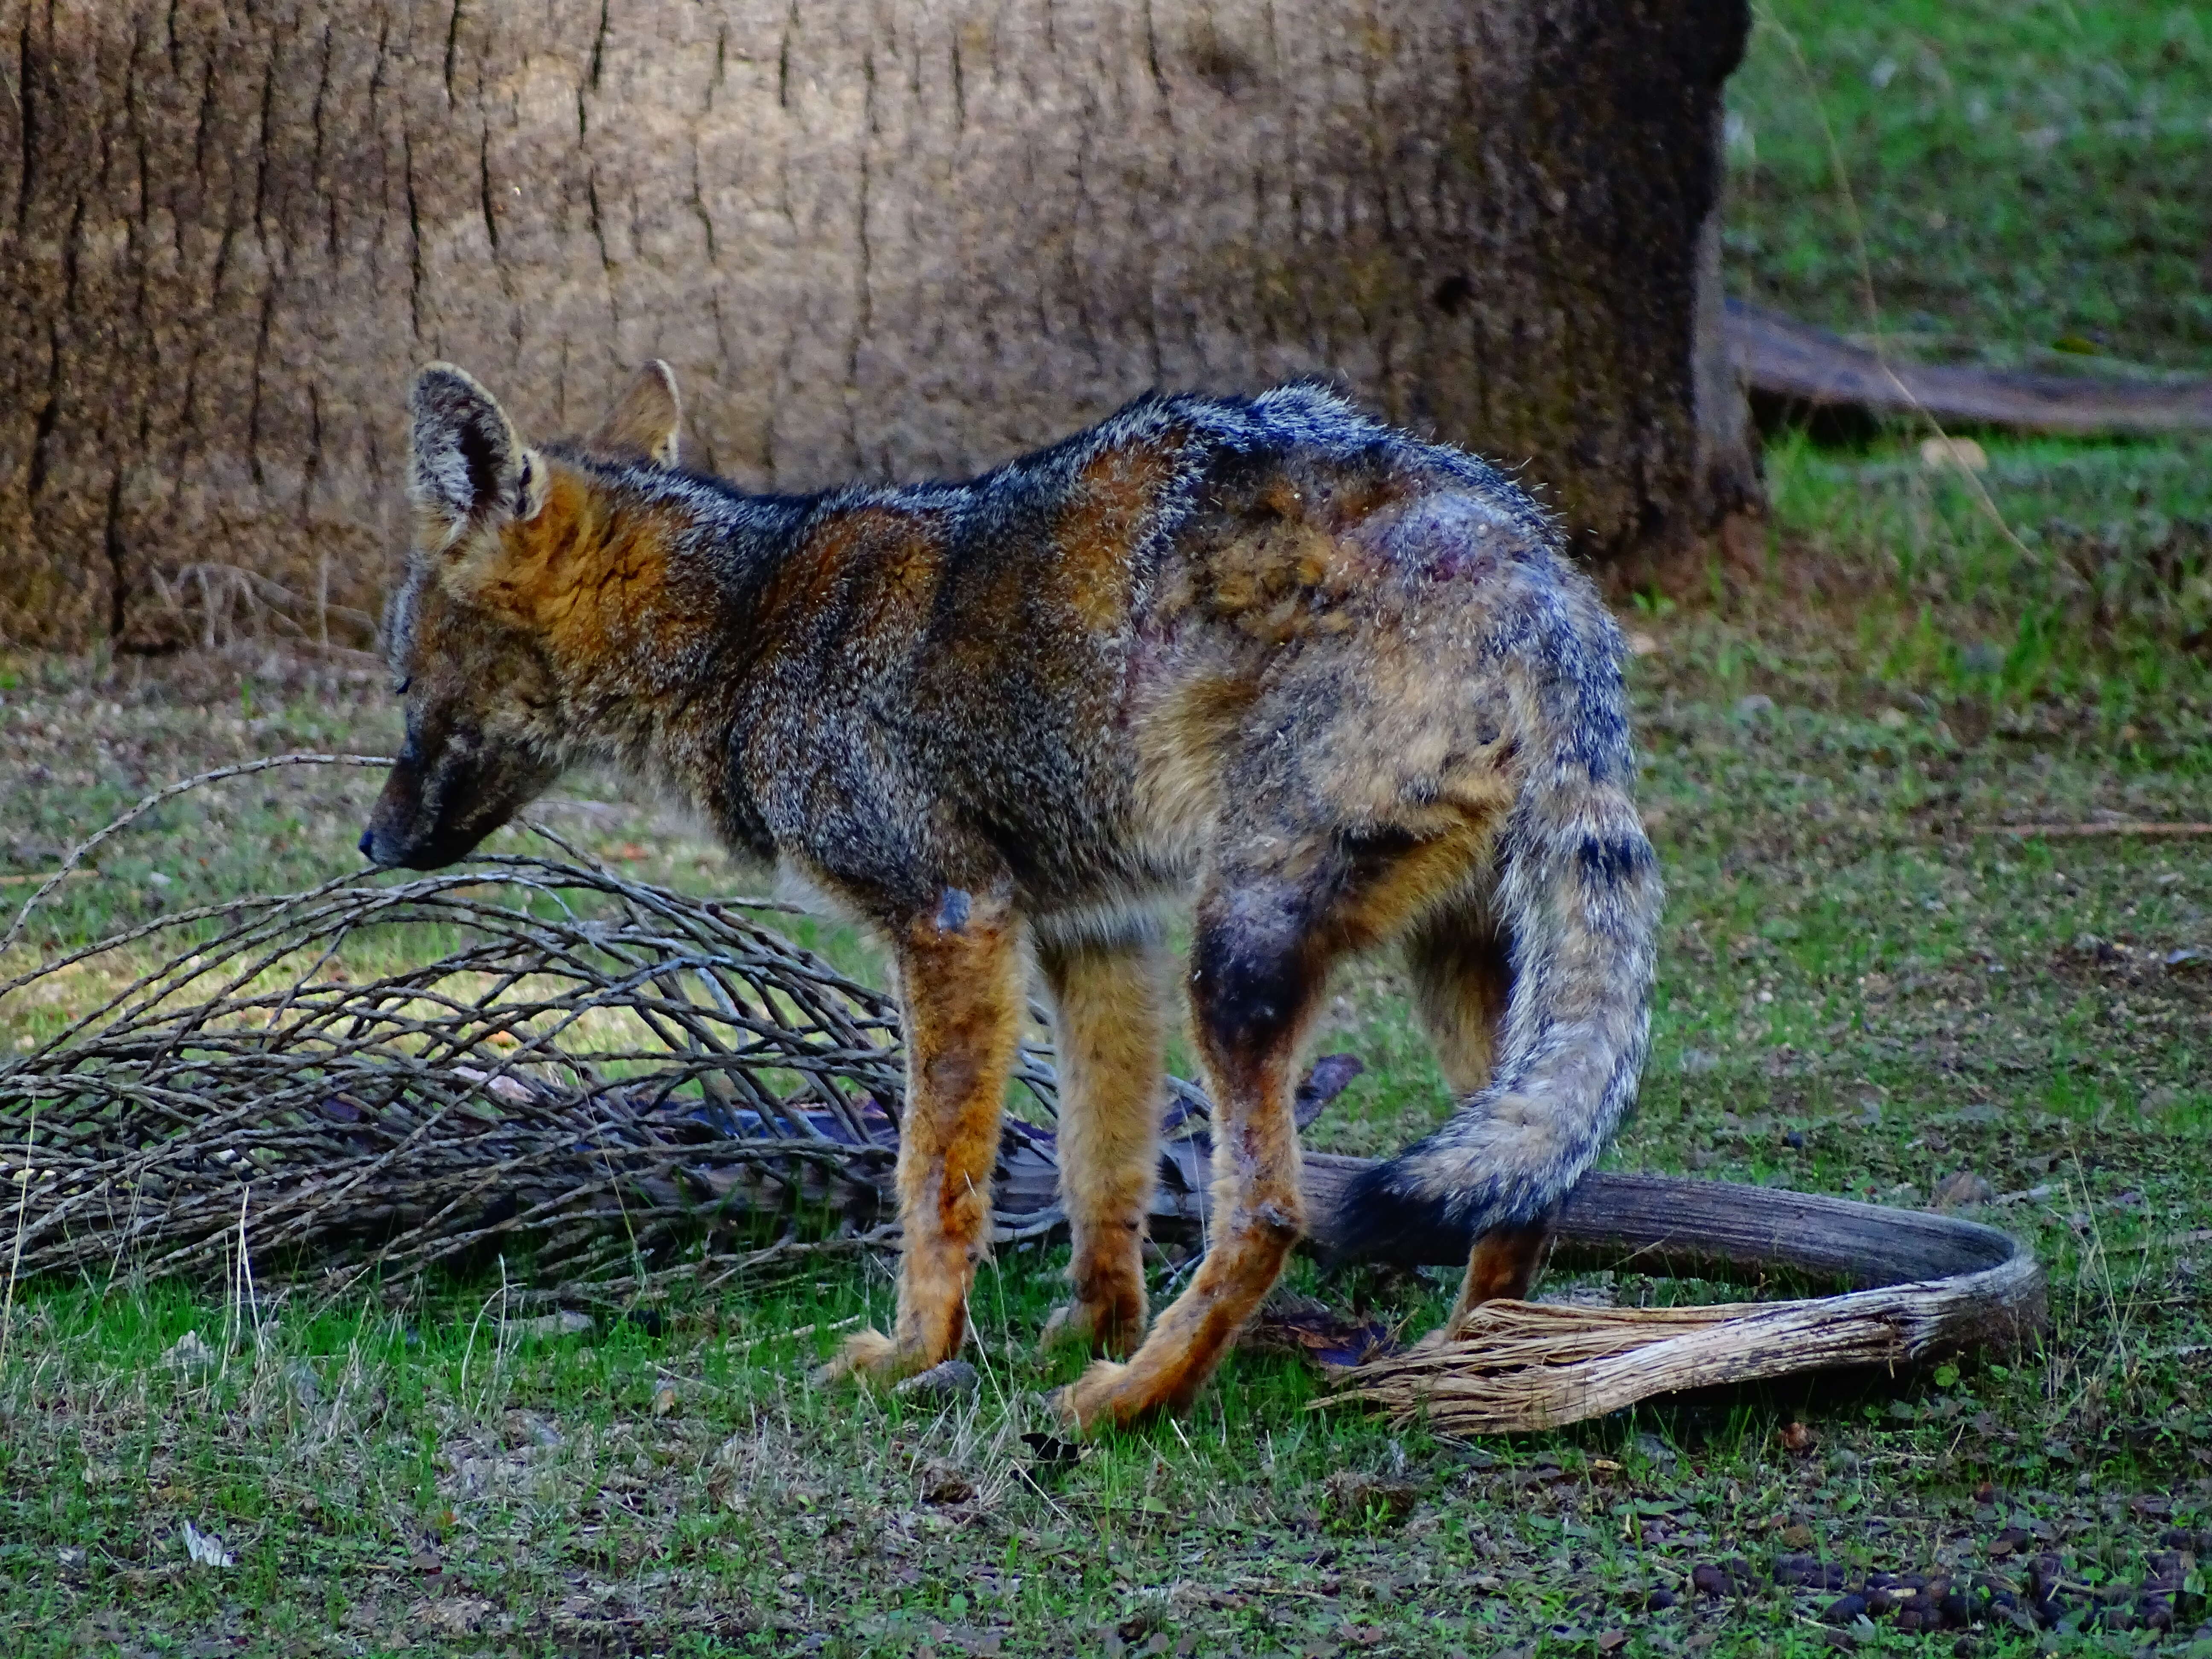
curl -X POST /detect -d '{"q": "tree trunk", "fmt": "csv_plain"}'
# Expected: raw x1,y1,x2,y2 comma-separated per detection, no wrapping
1,0,1755,653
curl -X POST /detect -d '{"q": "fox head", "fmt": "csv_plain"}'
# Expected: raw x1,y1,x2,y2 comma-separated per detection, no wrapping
359,360,684,869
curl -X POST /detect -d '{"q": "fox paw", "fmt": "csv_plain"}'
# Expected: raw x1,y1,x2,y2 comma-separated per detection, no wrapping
809,1327,914,1388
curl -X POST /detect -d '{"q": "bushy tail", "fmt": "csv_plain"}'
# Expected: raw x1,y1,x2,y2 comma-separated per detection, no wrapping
1333,606,1662,1264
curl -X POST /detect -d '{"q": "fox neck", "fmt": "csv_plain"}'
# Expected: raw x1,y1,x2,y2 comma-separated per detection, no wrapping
526,460,796,841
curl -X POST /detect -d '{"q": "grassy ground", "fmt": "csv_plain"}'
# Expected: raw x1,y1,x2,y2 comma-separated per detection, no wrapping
5,4,2212,1653
1727,0,2212,374
2,429,2207,1657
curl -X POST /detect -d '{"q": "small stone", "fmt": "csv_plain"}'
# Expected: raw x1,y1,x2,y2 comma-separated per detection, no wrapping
1734,693,1775,720
1678,1048,1720,1075
501,1310,593,1342
1877,706,1910,730
1919,436,1988,472
892,1358,979,1401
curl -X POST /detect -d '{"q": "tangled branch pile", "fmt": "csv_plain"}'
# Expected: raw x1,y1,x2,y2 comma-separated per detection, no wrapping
0,838,1073,1304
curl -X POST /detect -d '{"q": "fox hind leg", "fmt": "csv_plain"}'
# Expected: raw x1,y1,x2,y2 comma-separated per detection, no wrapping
1056,867,1321,1429
1057,809,1504,1429
1443,1220,1553,1335
1405,894,1553,1331
826,885,1022,1385
1404,896,1513,1097
1036,922,1169,1359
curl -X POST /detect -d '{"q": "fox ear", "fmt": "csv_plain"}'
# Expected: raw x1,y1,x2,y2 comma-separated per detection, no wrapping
408,363,547,546
584,360,682,468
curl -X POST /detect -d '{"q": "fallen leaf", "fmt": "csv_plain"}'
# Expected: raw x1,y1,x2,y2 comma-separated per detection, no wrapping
1019,1432,1085,1469
1243,1293,1397,1373
921,1464,976,1506
413,1597,494,1636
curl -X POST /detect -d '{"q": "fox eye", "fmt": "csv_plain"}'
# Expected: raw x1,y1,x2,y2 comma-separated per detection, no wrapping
392,675,412,695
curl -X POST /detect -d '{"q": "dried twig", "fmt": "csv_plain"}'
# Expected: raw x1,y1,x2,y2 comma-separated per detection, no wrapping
0,753,397,955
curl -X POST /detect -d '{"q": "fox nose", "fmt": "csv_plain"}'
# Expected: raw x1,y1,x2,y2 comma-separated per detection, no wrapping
358,827,375,861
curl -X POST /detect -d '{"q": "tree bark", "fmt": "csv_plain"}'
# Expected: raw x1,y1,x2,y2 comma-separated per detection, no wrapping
1,0,1755,652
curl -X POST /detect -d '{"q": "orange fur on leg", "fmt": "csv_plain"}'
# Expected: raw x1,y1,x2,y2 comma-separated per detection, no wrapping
1055,879,1324,1429
1442,1221,1553,1336
1037,931,1168,1358
1057,1036,1306,1429
832,886,1022,1385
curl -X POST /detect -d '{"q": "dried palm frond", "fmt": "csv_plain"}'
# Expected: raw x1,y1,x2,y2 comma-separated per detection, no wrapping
0,844,986,1300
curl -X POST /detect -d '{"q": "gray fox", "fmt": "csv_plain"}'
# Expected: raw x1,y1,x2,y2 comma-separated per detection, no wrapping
362,360,1661,1429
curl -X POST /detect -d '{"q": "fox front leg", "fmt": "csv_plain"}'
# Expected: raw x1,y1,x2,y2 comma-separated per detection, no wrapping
822,885,1022,1386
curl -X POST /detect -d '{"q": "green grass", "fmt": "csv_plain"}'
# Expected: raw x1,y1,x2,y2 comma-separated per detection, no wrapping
1751,432,2212,718
1728,0,2212,373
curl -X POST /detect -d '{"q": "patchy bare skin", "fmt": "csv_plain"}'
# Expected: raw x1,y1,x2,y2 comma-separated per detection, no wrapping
364,362,1660,1430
